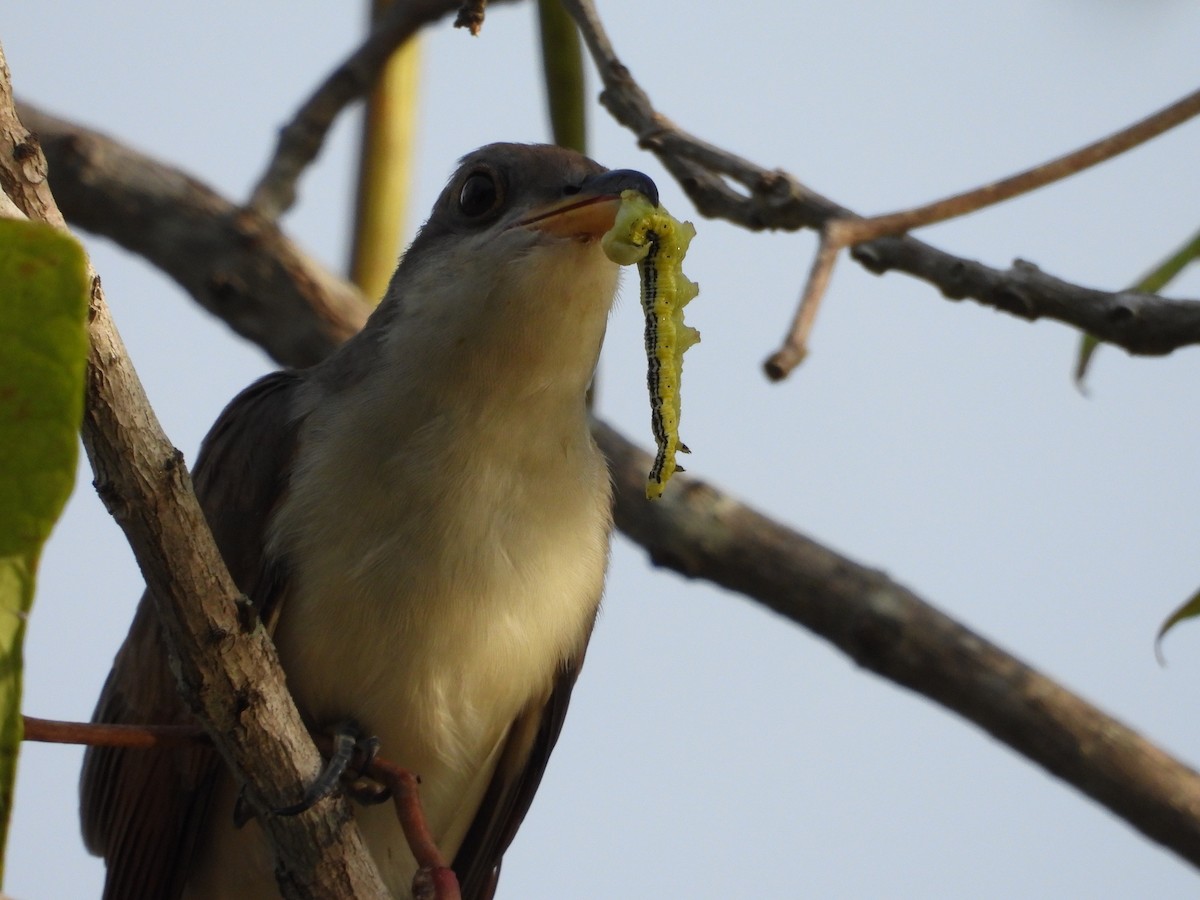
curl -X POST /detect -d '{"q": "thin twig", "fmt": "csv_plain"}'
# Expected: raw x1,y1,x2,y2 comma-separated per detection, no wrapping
246,0,510,219
299,735,460,900
22,716,205,749
22,712,455,896
833,86,1200,247
770,84,1200,379
763,231,840,380
306,737,459,899
365,756,460,900
761,86,1200,381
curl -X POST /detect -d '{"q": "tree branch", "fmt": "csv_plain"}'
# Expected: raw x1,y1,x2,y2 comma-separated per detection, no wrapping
0,46,388,899
560,0,1200,378
24,99,1200,871
245,0,516,220
17,103,368,369
595,421,1200,871
22,716,204,750
764,230,839,378
768,85,1200,379
828,86,1200,248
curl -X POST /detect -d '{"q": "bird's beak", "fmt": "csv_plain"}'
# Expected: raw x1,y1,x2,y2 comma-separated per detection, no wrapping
515,169,659,241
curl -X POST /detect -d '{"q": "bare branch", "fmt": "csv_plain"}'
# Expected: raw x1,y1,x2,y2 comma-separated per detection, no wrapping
22,717,204,750
759,85,1200,378
562,0,1200,376
0,47,388,899
246,0,514,220
852,239,1200,355
593,420,1200,871
833,85,1200,247
366,758,461,900
763,231,839,381
19,103,368,369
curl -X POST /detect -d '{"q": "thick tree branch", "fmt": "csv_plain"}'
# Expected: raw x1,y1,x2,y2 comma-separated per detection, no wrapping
594,421,1200,870
17,103,368,369
24,101,1200,871
560,0,1200,375
1,47,388,899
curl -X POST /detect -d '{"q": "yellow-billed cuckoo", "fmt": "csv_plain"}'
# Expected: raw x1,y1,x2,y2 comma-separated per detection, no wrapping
80,143,657,899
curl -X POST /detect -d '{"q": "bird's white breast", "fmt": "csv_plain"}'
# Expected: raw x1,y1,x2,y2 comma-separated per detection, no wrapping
185,382,612,898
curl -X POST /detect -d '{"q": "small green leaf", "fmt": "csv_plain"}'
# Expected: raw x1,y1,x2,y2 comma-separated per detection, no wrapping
0,218,89,882
1073,333,1100,392
1155,586,1200,665
1075,225,1200,389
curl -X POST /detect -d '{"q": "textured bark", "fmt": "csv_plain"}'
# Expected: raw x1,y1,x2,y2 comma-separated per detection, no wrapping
1,43,388,899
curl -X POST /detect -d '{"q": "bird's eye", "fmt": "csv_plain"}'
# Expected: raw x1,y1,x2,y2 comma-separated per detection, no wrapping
458,170,502,218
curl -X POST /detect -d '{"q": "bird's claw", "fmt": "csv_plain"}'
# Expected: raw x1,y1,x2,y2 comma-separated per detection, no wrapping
273,721,390,817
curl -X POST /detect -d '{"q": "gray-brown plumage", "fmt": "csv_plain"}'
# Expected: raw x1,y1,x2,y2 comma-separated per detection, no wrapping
81,144,657,899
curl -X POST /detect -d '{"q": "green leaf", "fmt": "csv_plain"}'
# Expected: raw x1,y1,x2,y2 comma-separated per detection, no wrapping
1072,333,1100,392
0,218,89,882
1156,586,1200,664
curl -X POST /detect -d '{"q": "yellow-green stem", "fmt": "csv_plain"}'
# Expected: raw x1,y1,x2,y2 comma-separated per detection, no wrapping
537,0,586,153
349,1,422,304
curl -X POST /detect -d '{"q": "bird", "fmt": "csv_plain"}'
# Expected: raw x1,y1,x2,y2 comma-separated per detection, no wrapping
80,143,658,899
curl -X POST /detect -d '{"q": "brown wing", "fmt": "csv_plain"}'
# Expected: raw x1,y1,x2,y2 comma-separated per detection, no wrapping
453,633,595,900
80,370,304,900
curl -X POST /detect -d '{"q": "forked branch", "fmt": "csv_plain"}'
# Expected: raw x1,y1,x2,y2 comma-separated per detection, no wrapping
561,0,1200,380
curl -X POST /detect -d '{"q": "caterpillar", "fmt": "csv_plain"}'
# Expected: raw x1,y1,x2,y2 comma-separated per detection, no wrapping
602,190,701,500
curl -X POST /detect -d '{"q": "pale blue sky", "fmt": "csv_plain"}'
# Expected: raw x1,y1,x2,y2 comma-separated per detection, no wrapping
6,2,1200,897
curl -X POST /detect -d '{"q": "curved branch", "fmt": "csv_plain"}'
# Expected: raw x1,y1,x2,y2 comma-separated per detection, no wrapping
18,103,368,369
25,104,1200,870
595,421,1200,870
561,0,1200,364
246,0,516,219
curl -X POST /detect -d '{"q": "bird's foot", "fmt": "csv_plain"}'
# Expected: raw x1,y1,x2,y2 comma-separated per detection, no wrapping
273,720,391,817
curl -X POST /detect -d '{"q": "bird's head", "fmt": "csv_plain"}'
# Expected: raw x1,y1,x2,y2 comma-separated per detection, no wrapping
368,143,658,403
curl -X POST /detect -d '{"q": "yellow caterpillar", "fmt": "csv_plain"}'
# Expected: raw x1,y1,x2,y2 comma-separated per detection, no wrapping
602,190,700,500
